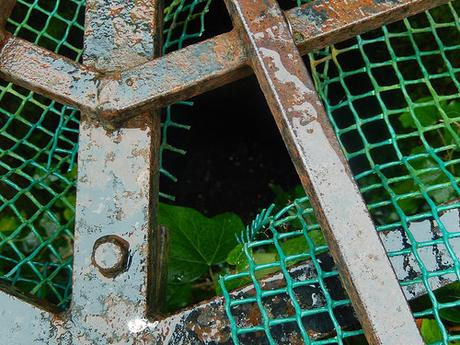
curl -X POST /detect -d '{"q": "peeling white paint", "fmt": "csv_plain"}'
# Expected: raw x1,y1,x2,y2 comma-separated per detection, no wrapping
128,318,159,334
259,47,313,96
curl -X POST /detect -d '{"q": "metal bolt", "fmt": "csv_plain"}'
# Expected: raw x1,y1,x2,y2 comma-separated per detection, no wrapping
92,235,130,278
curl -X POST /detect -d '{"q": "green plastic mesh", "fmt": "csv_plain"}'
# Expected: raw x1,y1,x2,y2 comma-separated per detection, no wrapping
219,1,460,344
1,0,460,344
0,0,209,306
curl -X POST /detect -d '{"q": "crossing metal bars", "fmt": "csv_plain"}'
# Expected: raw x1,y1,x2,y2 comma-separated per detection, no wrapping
0,0,453,343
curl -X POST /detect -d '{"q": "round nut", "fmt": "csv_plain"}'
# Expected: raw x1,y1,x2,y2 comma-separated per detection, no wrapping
92,235,129,277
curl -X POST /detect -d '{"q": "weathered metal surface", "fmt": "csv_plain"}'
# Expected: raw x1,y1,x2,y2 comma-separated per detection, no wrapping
71,124,158,343
151,205,460,344
95,0,451,125
70,0,164,343
97,29,249,127
0,36,99,112
0,284,62,345
225,0,424,344
0,205,458,342
289,0,450,54
152,225,170,313
0,0,451,127
381,207,460,300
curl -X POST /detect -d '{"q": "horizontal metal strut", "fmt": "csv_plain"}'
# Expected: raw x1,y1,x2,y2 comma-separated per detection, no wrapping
225,0,425,344
0,0,450,127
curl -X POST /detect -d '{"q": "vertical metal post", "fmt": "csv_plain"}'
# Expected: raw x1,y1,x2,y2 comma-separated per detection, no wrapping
225,0,424,344
71,0,164,342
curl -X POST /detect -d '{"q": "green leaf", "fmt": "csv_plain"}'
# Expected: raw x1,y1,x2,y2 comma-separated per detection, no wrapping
227,244,245,266
0,216,19,232
159,203,244,283
217,276,251,295
399,98,460,159
445,101,460,119
421,319,443,344
226,246,278,275
280,236,309,256
279,231,326,256
219,246,279,294
420,319,460,344
436,282,460,323
400,97,443,129
440,308,460,323
165,283,193,312
63,209,74,222
437,282,460,300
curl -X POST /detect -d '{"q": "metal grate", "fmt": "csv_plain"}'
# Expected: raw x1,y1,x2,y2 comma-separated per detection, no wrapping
0,0,459,344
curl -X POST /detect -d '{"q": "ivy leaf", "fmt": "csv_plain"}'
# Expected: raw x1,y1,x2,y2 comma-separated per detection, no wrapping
165,283,193,312
159,203,243,283
420,319,460,344
445,101,460,119
437,282,460,323
280,236,309,256
279,230,326,256
227,244,245,267
399,98,460,153
219,248,278,294
226,245,277,274
222,232,327,294
400,97,444,129
421,319,443,344
440,308,460,324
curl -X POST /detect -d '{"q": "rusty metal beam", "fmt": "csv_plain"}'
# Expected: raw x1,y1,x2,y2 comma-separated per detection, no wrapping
1,235,458,344
0,35,99,112
0,0,450,127
289,0,450,54
225,0,424,344
0,204,458,342
96,0,450,125
98,0,448,123
70,0,165,343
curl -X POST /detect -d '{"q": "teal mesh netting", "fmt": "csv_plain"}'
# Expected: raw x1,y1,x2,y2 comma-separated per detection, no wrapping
219,1,460,344
0,1,459,344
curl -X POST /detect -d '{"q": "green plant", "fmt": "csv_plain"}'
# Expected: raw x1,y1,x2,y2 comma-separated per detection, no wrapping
159,183,330,311
413,283,460,344
159,203,244,311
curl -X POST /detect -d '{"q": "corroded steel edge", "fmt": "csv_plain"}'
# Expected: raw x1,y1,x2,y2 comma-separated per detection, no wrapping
67,0,165,343
1,241,456,343
0,0,451,127
225,0,424,344
0,202,458,342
